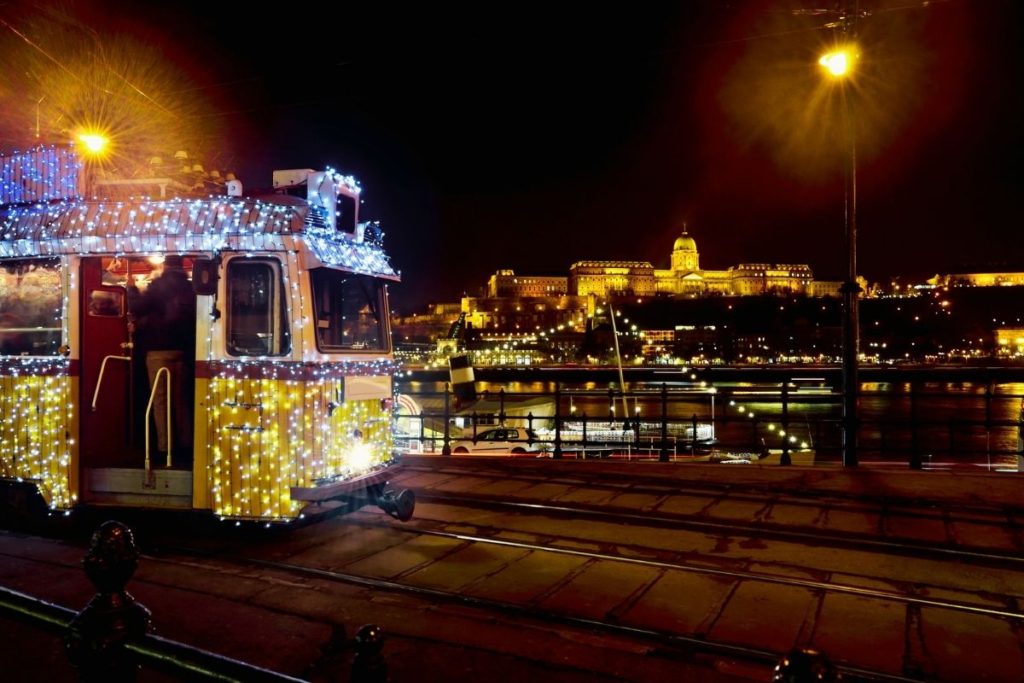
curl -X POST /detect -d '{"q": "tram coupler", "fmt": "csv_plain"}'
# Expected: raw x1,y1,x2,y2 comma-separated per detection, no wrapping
377,488,415,521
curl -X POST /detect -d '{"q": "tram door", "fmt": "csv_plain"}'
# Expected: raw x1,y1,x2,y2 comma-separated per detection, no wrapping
79,257,134,467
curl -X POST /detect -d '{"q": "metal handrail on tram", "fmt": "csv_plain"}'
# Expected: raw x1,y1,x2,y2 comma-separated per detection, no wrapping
90,354,131,411
144,366,173,470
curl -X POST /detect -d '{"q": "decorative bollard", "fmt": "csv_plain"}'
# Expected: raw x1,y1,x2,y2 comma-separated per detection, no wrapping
66,520,153,682
351,624,387,683
772,648,841,682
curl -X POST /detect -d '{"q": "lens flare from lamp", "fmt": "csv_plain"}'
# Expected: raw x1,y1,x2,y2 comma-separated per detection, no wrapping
349,440,374,471
77,132,109,155
819,49,854,78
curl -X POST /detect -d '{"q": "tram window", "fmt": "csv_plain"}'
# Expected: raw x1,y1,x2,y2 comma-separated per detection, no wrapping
0,258,62,356
310,269,388,352
88,290,124,317
226,259,291,357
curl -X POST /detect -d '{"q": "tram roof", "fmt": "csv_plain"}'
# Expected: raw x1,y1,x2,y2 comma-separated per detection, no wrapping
0,197,398,280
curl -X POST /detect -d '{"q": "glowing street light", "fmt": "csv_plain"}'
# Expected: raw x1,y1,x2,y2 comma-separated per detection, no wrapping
818,48,855,78
77,131,110,156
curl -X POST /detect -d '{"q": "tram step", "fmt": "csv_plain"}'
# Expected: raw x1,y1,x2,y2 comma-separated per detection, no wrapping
83,467,192,508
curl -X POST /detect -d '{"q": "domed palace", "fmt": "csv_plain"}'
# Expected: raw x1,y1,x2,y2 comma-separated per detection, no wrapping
570,226,835,298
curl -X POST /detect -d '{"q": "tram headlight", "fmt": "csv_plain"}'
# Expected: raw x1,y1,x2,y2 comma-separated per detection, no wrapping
349,439,374,471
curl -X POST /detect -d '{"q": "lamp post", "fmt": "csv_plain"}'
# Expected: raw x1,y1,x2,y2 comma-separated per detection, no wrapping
820,34,860,467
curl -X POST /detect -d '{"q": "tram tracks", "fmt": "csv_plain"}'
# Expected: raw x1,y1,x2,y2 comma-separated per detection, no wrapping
395,462,1024,558
145,487,1024,683
413,491,1024,567
148,537,917,683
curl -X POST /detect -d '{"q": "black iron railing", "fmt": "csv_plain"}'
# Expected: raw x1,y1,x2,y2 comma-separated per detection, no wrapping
396,382,1024,470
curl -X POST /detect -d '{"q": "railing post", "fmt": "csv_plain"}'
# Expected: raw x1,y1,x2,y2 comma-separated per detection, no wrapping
66,521,153,682
472,411,478,441
527,412,534,445
909,382,921,469
659,383,669,462
351,624,387,683
499,388,506,426
984,381,993,465
691,413,698,454
780,378,792,466
608,387,615,425
553,383,563,459
442,383,452,456
582,412,588,455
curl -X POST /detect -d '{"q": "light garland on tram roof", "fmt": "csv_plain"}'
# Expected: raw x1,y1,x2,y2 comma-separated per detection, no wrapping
0,196,397,278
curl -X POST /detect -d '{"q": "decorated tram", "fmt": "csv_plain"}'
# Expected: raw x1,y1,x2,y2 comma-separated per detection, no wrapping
0,145,413,523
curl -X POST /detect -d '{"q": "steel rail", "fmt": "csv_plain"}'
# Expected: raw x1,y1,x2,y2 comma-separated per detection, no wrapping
399,461,1024,517
148,546,920,683
414,490,1024,566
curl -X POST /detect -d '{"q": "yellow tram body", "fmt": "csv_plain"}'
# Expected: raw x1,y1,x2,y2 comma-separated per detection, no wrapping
1,153,407,522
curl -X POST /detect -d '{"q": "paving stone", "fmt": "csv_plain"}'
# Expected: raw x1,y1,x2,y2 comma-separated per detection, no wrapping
619,569,735,635
606,492,663,510
949,521,1019,552
410,501,510,526
434,475,502,493
919,607,1024,682
540,560,661,620
510,483,575,500
884,514,949,544
823,509,882,535
653,494,715,517
136,557,272,602
761,502,827,527
472,478,539,496
391,471,458,489
812,593,906,675
554,486,619,505
702,499,771,521
129,579,327,677
285,525,405,568
707,581,817,654
403,542,530,592
463,550,590,603
343,534,464,579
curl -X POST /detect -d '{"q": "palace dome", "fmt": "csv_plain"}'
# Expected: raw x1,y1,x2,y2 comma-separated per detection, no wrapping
673,231,697,252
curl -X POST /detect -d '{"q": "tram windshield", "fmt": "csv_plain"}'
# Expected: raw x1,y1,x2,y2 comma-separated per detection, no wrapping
310,269,388,352
0,258,62,356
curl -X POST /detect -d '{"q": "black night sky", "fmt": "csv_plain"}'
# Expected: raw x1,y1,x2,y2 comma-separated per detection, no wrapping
3,0,1022,312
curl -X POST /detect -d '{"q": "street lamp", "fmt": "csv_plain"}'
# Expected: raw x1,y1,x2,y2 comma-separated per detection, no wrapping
819,41,860,467
77,132,109,155
75,130,110,199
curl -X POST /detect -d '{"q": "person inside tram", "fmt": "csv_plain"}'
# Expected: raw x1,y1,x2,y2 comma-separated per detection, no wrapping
128,255,196,461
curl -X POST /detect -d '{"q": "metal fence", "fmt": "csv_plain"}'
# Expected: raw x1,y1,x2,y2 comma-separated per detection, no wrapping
396,382,1024,470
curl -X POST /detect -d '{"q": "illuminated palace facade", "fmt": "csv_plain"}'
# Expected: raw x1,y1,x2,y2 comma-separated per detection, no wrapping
571,229,838,298
449,229,840,334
